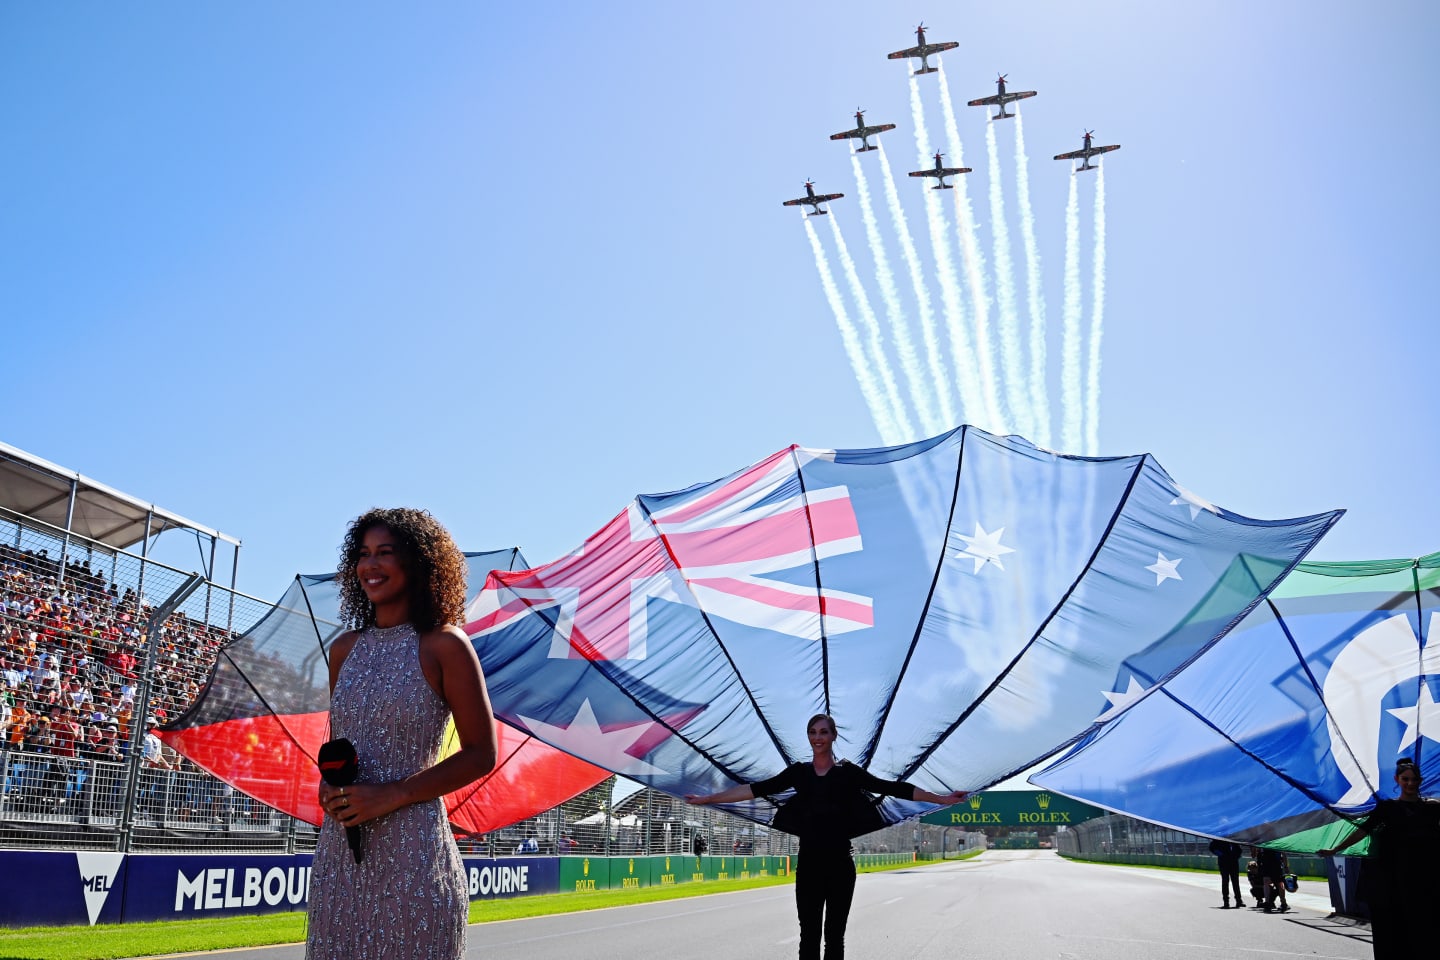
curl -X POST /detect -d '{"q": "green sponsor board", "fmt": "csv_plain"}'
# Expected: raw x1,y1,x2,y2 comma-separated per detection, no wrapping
559,856,611,893
561,855,791,894
610,855,648,890
648,855,687,887
920,790,1106,828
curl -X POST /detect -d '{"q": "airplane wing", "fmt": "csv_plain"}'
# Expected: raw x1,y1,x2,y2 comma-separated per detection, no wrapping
783,193,842,206
1093,144,1120,155
1053,149,1086,161
829,129,862,141
887,45,923,61
908,169,940,178
924,41,959,56
939,166,971,176
1012,91,1038,102
967,94,1002,107
866,123,897,136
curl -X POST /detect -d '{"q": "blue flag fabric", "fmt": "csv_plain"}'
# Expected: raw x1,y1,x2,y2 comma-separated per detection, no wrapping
1033,553,1440,849
466,427,1342,828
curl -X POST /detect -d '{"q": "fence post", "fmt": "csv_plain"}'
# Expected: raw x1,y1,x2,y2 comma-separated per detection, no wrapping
118,574,205,852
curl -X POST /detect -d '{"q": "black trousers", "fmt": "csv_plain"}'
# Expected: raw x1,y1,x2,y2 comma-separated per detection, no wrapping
1218,861,1242,902
795,851,856,960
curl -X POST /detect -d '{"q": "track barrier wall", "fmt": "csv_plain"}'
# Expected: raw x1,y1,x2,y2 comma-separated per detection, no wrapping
0,850,563,927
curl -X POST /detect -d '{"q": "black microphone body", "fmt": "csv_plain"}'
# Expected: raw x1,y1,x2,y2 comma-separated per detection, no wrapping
318,738,364,864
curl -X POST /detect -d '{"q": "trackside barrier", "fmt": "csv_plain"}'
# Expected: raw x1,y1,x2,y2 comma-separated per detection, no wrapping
0,850,559,927
5,851,802,926
1057,850,1326,879
558,854,790,892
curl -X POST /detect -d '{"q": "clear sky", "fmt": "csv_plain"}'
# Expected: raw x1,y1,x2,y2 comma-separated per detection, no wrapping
2,1,1436,603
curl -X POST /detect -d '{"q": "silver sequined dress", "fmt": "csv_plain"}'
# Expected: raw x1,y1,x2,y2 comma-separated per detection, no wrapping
306,623,467,959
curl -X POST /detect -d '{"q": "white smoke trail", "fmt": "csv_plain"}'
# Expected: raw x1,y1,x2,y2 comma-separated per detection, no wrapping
984,119,1027,438
1060,171,1083,454
936,59,1001,432
1012,109,1051,449
1085,161,1107,456
909,74,984,426
852,153,933,437
804,215,898,441
877,139,954,433
827,212,915,444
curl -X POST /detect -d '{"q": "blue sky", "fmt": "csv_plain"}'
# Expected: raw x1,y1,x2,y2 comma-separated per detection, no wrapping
2,1,1436,603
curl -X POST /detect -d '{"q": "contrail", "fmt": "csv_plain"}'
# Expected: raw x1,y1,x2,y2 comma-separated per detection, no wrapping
1085,161,1107,456
852,153,934,437
1061,170,1083,454
803,215,899,442
828,211,916,444
910,74,984,426
936,59,1001,431
877,139,954,432
984,119,1028,438
1012,108,1051,449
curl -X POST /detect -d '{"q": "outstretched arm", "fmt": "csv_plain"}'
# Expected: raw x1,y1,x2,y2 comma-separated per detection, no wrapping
914,788,967,806
1317,829,1367,857
686,784,756,806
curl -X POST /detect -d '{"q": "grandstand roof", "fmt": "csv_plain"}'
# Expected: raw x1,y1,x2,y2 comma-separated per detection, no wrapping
0,441,239,551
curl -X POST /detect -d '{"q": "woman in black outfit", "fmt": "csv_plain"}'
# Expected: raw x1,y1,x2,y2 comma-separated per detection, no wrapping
686,714,965,960
1318,757,1440,957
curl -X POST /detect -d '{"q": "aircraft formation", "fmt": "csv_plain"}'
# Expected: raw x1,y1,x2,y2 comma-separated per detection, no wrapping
783,23,1120,212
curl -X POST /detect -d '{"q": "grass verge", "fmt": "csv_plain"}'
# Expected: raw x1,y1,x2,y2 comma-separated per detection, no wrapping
0,856,973,960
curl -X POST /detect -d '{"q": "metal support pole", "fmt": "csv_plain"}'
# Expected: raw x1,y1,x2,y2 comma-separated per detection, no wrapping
58,480,77,586
117,573,204,852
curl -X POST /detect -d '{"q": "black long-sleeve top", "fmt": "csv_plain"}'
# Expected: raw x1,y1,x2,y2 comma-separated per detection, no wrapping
752,760,917,856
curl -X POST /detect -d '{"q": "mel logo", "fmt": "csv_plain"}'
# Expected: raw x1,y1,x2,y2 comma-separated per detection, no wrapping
76,852,125,926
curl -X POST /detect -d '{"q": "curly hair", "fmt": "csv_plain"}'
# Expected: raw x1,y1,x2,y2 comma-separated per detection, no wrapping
336,507,468,632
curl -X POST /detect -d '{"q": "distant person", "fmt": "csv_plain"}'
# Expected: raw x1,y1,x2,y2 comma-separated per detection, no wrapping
1319,757,1440,957
306,508,498,960
686,713,965,960
1209,838,1244,908
693,834,707,857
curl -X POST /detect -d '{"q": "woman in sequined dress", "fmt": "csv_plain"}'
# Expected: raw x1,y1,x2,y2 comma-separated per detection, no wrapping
306,508,497,960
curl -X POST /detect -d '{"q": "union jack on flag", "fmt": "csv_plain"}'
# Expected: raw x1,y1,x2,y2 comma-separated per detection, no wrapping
467,446,872,661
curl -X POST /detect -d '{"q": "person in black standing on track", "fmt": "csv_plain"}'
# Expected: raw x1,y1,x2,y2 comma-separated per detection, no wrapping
685,714,966,960
1208,838,1245,908
1318,757,1440,957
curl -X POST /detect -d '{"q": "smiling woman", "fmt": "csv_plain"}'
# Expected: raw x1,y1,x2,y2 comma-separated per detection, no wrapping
305,507,498,960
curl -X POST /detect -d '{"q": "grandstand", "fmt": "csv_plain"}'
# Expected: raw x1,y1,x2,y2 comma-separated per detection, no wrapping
0,442,974,861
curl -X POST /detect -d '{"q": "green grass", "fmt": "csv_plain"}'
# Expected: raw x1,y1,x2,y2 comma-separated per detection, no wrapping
0,857,970,960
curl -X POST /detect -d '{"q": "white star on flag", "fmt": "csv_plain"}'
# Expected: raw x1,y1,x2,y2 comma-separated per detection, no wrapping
1096,676,1149,722
517,698,670,776
955,523,1016,574
1387,685,1440,752
1145,552,1183,586
1170,485,1219,521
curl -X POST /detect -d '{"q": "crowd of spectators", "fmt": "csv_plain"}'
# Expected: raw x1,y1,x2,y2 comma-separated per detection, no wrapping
0,542,232,820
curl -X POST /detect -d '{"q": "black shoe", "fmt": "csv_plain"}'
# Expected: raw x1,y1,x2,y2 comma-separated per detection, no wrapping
1236,901,1246,908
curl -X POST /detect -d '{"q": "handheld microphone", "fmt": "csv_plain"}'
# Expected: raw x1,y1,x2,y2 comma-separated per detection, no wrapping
318,738,363,864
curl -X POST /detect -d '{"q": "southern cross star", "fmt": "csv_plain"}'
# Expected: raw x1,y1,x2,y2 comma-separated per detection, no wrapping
955,523,1016,574
1170,485,1219,521
1145,552,1183,586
